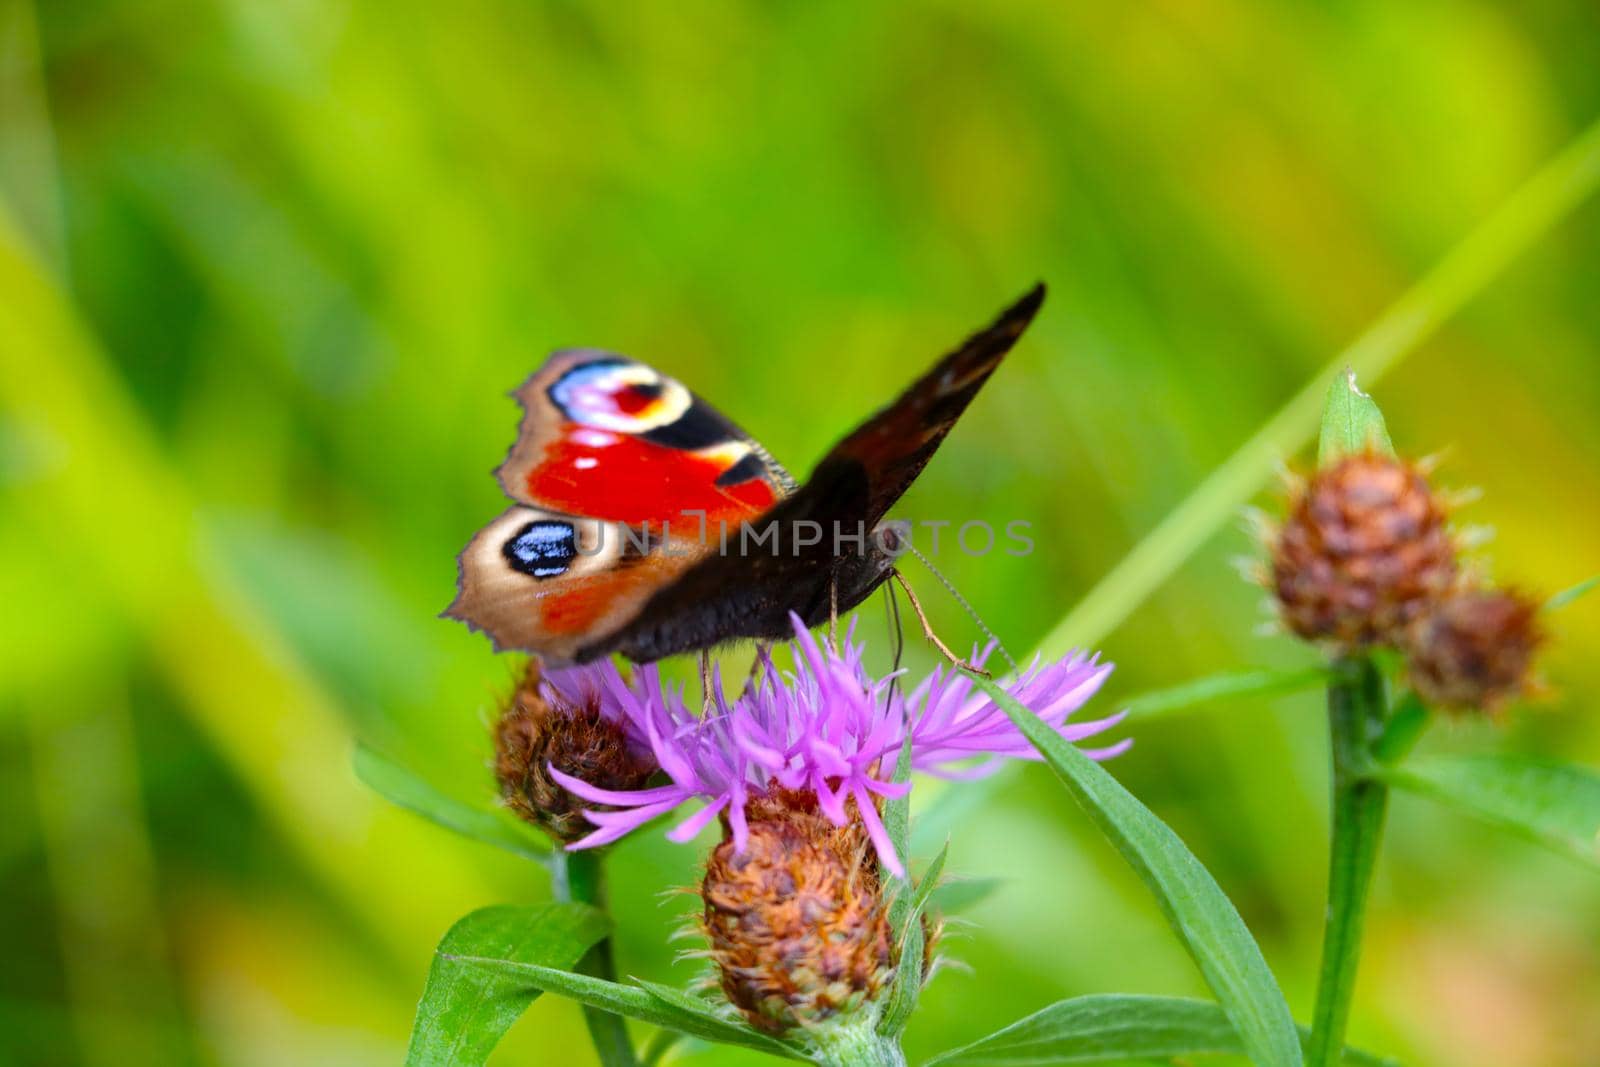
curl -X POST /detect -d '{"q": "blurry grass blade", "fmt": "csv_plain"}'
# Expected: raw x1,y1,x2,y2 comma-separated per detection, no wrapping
406,904,608,1067
1039,115,1600,653
1375,755,1600,869
969,673,1302,1067
0,201,494,960
439,956,801,1059
1122,665,1332,721
640,1029,684,1067
931,877,1004,915
911,775,1003,857
1318,371,1394,463
925,994,1399,1067
1546,576,1598,612
353,744,550,862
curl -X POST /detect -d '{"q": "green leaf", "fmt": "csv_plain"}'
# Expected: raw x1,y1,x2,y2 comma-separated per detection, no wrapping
1372,692,1430,765
908,842,949,924
1122,665,1333,721
969,674,1303,1067
354,743,550,863
1376,754,1600,868
925,994,1399,1066
406,904,609,1067
877,732,923,1036
1546,576,1598,612
1318,370,1394,464
439,956,802,1059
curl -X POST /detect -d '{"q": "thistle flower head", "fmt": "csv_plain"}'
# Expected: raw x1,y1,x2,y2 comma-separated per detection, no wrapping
552,614,1125,875
493,660,658,843
700,788,893,1033
1404,588,1544,714
1271,449,1458,649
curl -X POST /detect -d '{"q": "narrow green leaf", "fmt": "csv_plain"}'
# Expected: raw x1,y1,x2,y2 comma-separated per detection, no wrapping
1122,665,1332,721
881,731,916,879
354,743,550,862
1376,754,1600,868
925,994,1400,1067
440,956,802,1059
1546,576,1598,612
880,838,950,1033
405,904,609,1067
969,674,1302,1067
930,877,1004,915
877,732,922,1035
1318,370,1394,464
909,842,950,925
1372,692,1430,765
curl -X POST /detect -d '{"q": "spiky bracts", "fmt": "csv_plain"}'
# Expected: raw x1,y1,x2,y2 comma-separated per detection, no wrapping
1405,589,1544,714
1264,447,1548,715
700,790,894,1034
1271,451,1458,649
493,661,657,843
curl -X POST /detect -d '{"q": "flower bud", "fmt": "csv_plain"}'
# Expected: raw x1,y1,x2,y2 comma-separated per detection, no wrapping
1271,451,1457,648
493,660,657,843
700,790,894,1034
1404,588,1543,713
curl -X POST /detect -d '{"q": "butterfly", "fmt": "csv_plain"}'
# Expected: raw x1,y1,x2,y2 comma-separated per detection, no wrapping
446,284,1045,664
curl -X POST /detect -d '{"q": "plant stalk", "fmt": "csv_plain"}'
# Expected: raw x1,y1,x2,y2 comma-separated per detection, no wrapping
554,850,639,1067
1307,656,1389,1067
808,1018,908,1067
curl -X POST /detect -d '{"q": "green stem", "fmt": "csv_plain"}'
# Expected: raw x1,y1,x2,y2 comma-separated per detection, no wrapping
554,851,639,1067
808,1019,908,1067
1307,657,1389,1067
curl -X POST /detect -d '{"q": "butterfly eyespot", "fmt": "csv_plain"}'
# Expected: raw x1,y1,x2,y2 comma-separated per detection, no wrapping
503,520,579,579
550,360,690,433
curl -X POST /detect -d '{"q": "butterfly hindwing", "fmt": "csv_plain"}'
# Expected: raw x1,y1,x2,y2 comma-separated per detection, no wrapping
445,505,698,661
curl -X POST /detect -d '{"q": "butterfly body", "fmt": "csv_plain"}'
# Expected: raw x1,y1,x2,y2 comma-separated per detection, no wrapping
447,285,1045,663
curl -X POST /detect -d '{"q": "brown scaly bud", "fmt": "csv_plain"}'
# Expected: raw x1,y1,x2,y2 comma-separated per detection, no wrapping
493,660,657,843
700,789,895,1034
1271,450,1458,648
1404,588,1544,714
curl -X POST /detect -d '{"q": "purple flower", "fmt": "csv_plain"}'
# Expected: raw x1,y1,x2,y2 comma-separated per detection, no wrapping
550,615,1128,876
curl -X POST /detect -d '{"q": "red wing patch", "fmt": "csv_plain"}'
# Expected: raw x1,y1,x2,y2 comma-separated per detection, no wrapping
524,428,779,529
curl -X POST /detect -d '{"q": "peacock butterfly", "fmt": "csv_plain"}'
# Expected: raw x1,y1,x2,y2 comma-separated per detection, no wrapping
446,284,1045,663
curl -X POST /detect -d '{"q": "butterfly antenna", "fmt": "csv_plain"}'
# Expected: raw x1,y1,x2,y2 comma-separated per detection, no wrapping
899,543,1019,675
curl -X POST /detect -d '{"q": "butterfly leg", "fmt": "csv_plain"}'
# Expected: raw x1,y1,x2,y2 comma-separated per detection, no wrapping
699,649,714,714
742,641,771,697
891,571,990,677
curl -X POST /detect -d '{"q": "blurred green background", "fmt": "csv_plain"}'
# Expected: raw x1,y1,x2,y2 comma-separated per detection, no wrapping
3,2,1599,1065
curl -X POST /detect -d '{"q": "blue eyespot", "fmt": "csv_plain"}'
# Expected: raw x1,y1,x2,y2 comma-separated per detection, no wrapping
503,520,578,579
